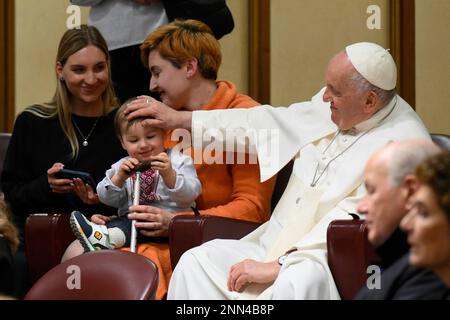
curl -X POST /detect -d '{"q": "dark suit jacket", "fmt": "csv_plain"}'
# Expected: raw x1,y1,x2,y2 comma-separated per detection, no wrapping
355,254,448,300
354,228,448,300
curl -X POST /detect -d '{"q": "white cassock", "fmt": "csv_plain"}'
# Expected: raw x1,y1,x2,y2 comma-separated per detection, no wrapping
168,88,430,300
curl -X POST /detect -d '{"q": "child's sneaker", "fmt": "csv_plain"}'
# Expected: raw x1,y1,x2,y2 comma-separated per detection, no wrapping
70,211,114,252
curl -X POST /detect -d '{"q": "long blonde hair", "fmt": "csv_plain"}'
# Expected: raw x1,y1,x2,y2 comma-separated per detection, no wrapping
24,25,118,159
0,199,19,254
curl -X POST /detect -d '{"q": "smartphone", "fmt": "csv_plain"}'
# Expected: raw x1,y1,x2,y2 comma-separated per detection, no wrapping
55,169,97,188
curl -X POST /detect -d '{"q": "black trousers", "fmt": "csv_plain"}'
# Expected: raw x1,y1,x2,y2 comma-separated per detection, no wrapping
109,45,159,104
11,244,31,299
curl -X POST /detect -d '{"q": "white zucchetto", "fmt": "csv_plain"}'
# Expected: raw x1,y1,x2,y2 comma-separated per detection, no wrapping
345,42,397,90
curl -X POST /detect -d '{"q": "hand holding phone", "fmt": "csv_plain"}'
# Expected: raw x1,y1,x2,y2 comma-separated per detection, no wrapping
47,163,73,194
55,169,97,188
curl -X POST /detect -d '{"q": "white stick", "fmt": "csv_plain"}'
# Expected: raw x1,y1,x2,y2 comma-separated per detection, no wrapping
130,171,141,253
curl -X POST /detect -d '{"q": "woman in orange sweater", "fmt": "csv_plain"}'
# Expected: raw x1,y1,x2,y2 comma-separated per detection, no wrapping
126,19,276,299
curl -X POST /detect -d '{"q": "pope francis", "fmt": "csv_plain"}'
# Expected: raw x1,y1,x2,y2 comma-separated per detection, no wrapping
125,42,430,299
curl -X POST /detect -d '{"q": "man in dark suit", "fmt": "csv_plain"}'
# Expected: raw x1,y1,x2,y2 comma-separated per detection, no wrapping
355,140,447,299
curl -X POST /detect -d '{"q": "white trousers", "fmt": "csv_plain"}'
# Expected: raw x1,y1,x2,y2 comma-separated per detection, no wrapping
167,239,338,300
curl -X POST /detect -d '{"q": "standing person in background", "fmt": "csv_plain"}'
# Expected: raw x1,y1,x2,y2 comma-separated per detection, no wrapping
71,0,234,104
161,0,234,39
0,25,126,297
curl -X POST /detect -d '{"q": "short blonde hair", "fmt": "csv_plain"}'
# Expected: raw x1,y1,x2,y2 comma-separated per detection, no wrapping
140,19,221,80
114,98,165,140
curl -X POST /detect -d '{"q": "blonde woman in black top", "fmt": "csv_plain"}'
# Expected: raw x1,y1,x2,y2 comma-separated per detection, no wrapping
1,25,126,236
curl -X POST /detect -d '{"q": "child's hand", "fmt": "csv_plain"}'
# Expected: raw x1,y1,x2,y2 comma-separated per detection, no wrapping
91,214,113,225
118,158,140,178
111,158,139,187
150,152,172,175
151,152,176,188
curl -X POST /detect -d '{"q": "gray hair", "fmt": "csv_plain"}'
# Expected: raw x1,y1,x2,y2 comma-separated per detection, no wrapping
350,71,397,108
387,140,441,187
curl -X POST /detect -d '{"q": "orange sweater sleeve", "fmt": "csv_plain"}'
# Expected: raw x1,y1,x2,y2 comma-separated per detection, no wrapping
174,81,276,223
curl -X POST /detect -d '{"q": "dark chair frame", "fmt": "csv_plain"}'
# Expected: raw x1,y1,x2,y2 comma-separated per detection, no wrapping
431,133,450,150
